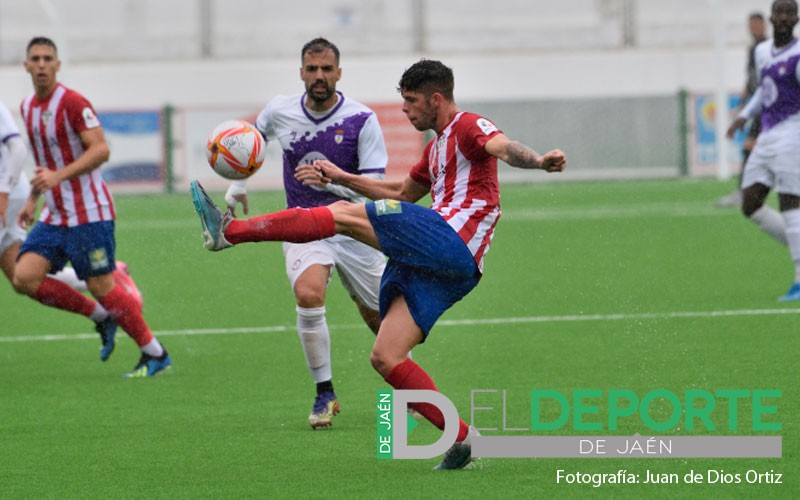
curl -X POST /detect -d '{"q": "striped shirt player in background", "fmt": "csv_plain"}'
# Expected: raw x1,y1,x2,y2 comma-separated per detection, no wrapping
727,0,800,301
191,59,565,469
1,97,137,343
224,38,389,429
14,37,170,377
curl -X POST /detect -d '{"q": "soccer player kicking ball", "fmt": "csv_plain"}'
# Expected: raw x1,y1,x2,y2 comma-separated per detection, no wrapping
192,59,566,469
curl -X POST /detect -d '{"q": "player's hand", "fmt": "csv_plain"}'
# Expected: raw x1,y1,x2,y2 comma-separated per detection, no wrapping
726,117,746,139
294,163,326,188
540,149,566,173
17,195,38,229
31,166,62,193
312,159,346,184
225,183,248,216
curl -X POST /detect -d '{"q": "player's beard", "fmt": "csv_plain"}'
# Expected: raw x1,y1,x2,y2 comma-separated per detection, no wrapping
412,104,437,131
308,81,335,105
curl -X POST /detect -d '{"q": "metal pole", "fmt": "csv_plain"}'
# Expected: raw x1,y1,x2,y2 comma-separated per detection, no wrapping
713,0,729,180
678,89,689,176
411,0,426,54
200,0,212,58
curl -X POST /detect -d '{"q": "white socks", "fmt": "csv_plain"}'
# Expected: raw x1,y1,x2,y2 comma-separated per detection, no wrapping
297,306,332,383
750,206,800,282
782,208,800,283
749,206,787,245
90,303,109,323
141,339,165,358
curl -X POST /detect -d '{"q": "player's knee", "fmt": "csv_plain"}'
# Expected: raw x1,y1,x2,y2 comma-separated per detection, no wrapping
370,349,389,376
370,347,401,377
328,201,367,228
11,273,38,296
295,286,325,308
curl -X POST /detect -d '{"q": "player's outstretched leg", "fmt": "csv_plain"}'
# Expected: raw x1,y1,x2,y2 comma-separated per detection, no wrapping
191,180,337,250
190,180,233,251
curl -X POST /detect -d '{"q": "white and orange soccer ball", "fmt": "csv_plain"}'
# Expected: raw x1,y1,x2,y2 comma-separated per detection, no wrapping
205,119,266,180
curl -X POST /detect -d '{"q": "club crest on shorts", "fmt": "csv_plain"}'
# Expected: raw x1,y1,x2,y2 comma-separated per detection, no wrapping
89,248,109,271
375,199,402,215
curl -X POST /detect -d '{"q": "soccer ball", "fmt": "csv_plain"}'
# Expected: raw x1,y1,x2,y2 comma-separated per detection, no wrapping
206,119,266,180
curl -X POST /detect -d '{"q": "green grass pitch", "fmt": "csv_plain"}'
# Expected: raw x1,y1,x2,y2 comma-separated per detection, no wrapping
1,178,796,499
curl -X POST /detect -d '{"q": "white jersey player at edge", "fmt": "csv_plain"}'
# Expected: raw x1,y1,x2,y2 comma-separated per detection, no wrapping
224,38,388,428
727,0,800,301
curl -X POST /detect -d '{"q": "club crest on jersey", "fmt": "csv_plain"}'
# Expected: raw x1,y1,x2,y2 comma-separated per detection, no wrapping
374,199,402,215
335,129,344,144
476,118,498,135
41,110,53,125
89,248,109,271
82,107,100,128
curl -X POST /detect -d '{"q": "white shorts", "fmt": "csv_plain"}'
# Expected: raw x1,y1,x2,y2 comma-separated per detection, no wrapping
741,127,800,196
283,234,385,311
0,197,27,256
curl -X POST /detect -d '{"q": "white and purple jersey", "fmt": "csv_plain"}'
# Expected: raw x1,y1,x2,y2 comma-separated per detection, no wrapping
255,91,387,208
0,100,28,200
751,38,800,134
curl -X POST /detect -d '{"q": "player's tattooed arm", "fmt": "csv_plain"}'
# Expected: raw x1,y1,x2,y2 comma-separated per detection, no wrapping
486,134,566,173
505,141,544,169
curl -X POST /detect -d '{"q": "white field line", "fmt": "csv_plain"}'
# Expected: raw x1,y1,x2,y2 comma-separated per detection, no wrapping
3,308,798,344
502,201,730,221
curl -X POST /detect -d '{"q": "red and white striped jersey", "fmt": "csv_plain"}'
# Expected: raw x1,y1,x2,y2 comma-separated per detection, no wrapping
20,84,114,227
409,112,502,272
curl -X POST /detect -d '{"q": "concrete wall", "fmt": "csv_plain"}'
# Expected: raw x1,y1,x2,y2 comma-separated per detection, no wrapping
0,45,746,190
0,46,750,109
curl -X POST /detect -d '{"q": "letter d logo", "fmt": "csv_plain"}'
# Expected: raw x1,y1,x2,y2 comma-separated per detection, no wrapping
392,390,460,459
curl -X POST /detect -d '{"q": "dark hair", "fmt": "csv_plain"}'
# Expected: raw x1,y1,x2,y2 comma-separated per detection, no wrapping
749,11,765,21
397,59,454,101
26,36,57,55
771,0,798,13
301,37,340,65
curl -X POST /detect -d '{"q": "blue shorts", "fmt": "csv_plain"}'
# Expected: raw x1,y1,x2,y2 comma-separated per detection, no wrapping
366,200,480,340
19,221,117,280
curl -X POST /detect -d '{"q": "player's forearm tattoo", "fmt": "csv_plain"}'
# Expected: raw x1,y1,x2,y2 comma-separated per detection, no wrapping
506,141,542,169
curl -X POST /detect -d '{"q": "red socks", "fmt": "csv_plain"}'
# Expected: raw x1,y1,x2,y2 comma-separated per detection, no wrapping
98,282,153,347
384,358,469,442
33,277,96,317
226,206,336,244
34,274,153,348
